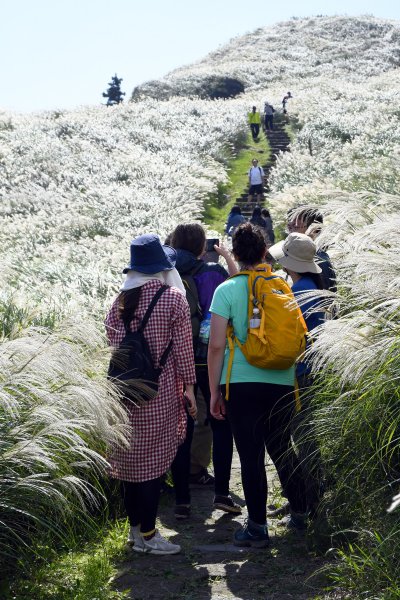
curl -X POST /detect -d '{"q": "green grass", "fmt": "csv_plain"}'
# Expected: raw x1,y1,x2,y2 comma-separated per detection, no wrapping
203,131,271,233
2,519,130,600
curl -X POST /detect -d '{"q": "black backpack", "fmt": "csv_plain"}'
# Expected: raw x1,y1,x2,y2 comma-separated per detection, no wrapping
108,285,172,402
180,264,203,340
181,263,210,364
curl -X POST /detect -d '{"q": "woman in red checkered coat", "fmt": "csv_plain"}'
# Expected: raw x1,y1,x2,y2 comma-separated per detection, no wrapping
106,234,196,555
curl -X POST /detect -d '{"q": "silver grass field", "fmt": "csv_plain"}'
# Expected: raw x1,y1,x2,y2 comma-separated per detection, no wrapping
1,14,400,599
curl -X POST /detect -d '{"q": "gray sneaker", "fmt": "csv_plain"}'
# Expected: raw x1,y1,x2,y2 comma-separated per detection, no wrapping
127,525,145,550
132,530,181,555
267,501,290,518
278,512,308,531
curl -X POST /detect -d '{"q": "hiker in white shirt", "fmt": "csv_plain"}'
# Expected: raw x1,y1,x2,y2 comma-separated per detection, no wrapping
247,158,265,203
264,102,275,130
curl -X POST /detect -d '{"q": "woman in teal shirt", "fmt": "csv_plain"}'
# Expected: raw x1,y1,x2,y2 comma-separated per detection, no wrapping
208,223,307,547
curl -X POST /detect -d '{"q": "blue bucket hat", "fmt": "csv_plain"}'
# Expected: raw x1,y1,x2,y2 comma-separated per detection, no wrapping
123,234,177,274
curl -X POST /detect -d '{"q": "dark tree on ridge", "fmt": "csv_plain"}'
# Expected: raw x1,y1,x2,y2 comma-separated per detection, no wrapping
102,74,126,106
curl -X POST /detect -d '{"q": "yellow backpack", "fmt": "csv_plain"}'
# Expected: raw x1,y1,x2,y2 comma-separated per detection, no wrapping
225,264,308,398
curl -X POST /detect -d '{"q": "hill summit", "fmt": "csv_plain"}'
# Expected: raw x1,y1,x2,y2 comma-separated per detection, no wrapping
131,15,400,100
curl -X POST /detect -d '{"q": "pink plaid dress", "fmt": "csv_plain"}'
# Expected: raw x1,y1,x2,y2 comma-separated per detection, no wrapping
105,280,196,482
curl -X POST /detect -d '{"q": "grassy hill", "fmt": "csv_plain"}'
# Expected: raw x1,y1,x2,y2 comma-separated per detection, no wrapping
1,14,400,599
132,15,400,98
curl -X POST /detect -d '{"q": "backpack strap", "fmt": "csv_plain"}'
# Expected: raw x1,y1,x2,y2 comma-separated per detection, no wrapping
182,263,204,321
159,338,173,369
224,272,252,400
138,285,169,333
225,324,236,401
140,284,173,368
189,262,205,276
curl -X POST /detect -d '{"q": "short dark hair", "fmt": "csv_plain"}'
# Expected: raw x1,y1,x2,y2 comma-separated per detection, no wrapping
232,223,266,265
261,208,271,218
171,223,206,258
231,205,242,215
287,207,323,228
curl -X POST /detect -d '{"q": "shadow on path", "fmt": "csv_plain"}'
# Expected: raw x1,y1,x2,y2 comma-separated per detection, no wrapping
113,457,329,600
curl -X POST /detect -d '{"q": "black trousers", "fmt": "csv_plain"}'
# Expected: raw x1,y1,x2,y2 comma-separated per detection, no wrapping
265,115,274,130
171,411,195,505
250,123,260,138
224,382,307,524
121,478,161,533
292,373,324,512
171,367,234,504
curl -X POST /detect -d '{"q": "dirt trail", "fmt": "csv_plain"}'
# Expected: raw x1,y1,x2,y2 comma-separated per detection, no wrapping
114,451,333,600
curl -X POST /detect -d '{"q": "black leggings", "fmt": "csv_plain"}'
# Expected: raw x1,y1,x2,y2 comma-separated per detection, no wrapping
170,412,195,505
171,367,234,504
293,373,324,512
121,478,161,533
225,382,307,524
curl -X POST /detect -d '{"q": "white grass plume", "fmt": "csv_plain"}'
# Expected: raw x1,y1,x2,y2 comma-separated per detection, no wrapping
0,318,129,560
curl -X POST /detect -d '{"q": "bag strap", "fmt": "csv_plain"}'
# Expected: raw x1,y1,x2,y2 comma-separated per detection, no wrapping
189,262,204,276
159,338,173,368
225,324,236,401
141,284,173,368
182,263,203,319
139,284,169,333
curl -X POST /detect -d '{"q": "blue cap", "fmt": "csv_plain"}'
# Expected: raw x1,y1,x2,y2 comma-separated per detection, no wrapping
123,234,177,274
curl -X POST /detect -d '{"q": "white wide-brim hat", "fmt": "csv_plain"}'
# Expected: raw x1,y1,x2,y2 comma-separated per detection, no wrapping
268,233,322,274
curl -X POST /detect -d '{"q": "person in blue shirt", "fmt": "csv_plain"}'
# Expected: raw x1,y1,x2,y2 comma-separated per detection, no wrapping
225,205,246,237
286,207,337,293
269,232,325,517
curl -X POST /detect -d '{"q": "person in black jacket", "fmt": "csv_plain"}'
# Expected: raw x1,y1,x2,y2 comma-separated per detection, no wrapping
286,207,336,292
249,206,267,229
169,224,241,520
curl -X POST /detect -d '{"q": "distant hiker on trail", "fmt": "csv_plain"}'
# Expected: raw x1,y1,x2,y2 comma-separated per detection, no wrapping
247,158,265,204
169,224,240,521
250,205,267,229
106,234,196,556
264,102,275,130
208,223,308,547
225,205,246,237
282,91,292,114
261,208,275,244
248,106,261,140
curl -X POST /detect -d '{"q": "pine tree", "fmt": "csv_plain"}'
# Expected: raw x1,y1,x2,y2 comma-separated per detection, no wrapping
102,74,126,106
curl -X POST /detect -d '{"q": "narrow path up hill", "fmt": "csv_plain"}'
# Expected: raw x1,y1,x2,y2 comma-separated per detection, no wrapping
235,120,291,218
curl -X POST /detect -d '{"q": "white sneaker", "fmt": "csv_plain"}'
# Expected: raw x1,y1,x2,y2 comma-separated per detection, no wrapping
127,525,145,550
132,530,181,555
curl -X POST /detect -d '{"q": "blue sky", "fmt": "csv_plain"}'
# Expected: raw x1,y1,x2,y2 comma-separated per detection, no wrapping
1,0,399,113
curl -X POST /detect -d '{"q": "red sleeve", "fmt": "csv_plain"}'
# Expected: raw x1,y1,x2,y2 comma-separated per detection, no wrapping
171,293,196,385
105,297,122,346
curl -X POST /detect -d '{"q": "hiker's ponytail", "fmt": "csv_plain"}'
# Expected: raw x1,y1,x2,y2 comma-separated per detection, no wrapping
118,288,142,329
232,223,266,265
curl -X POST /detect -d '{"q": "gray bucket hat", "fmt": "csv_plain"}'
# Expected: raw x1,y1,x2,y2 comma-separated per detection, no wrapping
268,232,322,274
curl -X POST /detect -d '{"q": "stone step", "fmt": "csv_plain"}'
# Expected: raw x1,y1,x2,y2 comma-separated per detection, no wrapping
230,125,287,216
